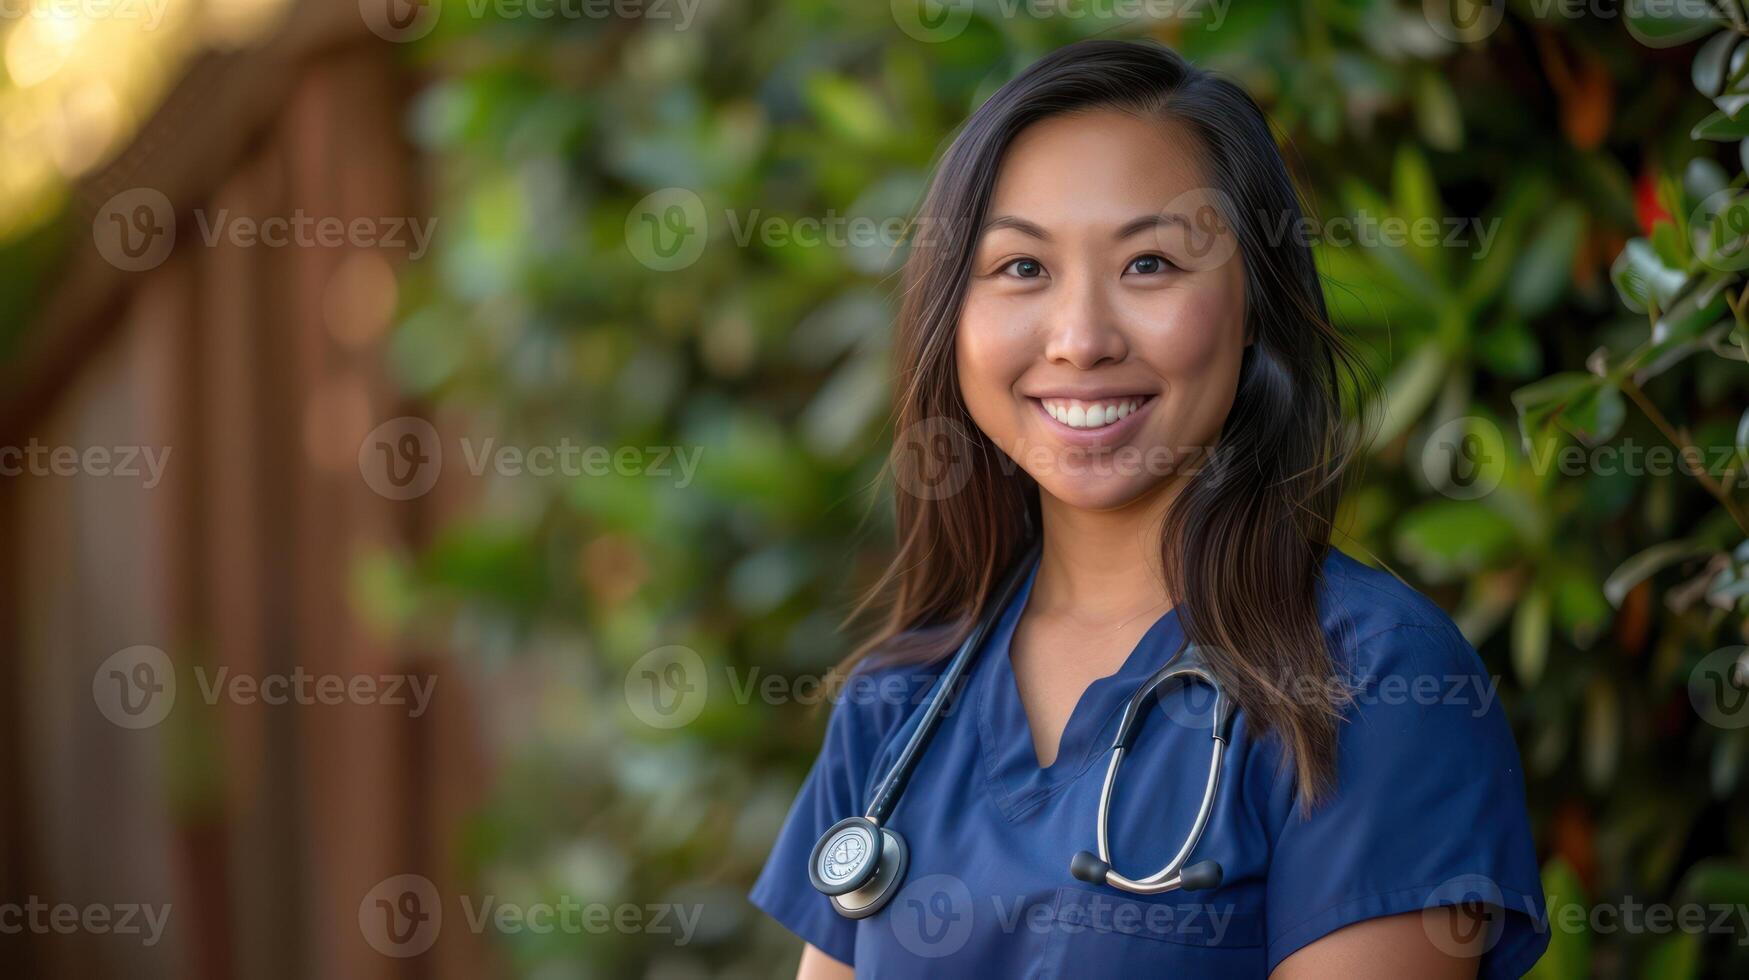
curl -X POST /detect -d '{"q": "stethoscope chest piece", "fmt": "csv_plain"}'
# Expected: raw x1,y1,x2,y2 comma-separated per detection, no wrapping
810,816,909,919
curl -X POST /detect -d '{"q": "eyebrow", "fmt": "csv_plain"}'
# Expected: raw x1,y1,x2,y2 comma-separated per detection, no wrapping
979,212,1190,242
1115,213,1190,240
980,214,1052,241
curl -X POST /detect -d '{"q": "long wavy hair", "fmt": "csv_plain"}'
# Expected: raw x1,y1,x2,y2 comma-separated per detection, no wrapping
839,39,1367,806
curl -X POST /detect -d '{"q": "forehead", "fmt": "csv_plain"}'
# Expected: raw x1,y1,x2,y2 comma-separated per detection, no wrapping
986,108,1210,228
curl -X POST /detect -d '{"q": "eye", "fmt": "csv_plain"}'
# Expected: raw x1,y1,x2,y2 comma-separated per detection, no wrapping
1125,254,1175,276
1000,257,1046,279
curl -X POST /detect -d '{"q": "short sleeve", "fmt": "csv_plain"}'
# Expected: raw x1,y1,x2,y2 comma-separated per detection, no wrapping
1262,621,1549,978
748,666,923,967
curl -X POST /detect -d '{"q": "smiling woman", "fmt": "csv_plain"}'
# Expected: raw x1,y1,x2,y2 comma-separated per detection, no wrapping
747,39,1548,979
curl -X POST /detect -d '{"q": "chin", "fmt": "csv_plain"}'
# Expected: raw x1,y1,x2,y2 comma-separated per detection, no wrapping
1033,473,1170,513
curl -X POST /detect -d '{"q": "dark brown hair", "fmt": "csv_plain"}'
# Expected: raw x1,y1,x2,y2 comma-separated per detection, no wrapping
841,39,1366,806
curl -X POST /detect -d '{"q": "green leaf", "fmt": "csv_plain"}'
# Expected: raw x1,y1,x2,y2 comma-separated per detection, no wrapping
1562,383,1625,445
1550,566,1610,647
1527,857,1590,980
1603,541,1711,606
1475,318,1542,379
1694,30,1740,98
1642,933,1699,980
1584,679,1620,788
1394,500,1519,581
1701,191,1749,271
1712,731,1746,798
1650,216,1689,271
1736,406,1749,467
1374,344,1449,447
1719,91,1749,120
1414,70,1463,152
1610,239,1685,314
1512,584,1550,686
1680,859,1749,904
1630,273,1735,379
1684,156,1730,203
1393,142,1441,229
1507,203,1584,317
802,74,893,146
1628,4,1723,50
1691,108,1749,140
1512,372,1602,447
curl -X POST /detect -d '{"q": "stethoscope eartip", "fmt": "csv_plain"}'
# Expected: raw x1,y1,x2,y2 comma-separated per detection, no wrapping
1178,859,1224,892
1069,850,1112,884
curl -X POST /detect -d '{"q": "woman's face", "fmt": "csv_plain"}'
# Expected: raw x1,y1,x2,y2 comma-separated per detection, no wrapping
955,108,1248,513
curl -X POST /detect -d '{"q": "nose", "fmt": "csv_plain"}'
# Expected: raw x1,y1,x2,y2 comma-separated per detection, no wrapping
1041,271,1128,369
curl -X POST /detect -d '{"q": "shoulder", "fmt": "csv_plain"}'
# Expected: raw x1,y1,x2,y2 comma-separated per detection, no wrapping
816,655,943,768
829,657,941,730
1313,547,1483,685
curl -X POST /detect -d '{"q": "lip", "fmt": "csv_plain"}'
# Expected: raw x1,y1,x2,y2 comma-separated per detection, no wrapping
1028,393,1157,446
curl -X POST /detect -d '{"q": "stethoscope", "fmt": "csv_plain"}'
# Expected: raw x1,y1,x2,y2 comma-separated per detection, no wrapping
808,541,1235,919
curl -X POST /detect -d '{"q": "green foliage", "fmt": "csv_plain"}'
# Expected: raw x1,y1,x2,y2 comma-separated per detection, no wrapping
381,1,1749,975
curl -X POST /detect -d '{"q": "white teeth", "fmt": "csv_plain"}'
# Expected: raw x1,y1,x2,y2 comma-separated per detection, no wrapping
1040,397,1146,429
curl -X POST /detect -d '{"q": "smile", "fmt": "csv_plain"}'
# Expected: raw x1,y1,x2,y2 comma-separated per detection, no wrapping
1036,395,1154,430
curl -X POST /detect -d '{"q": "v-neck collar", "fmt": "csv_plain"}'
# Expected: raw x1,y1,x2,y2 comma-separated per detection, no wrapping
974,553,1184,822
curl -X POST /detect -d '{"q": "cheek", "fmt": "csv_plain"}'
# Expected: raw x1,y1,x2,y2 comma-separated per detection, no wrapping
954,296,1034,420
1130,285,1247,449
1131,286,1244,379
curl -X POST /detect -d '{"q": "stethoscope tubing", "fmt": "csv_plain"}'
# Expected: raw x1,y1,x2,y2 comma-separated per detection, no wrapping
813,538,1230,915
862,540,1042,827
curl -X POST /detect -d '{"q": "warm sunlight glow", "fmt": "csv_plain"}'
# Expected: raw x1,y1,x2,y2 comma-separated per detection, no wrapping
0,0,293,242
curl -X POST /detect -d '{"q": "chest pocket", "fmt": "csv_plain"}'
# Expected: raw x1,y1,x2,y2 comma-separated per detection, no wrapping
1036,885,1263,976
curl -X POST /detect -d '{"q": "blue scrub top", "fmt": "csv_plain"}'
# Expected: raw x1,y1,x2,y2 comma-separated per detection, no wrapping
750,549,1549,977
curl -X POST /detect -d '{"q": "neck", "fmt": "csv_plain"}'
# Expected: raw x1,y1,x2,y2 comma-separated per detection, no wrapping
1029,477,1185,627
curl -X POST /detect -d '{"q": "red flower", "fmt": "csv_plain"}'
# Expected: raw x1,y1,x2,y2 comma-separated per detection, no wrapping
1635,168,1672,236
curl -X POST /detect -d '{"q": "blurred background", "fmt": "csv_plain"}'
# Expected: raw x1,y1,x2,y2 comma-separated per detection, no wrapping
2,0,1748,977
